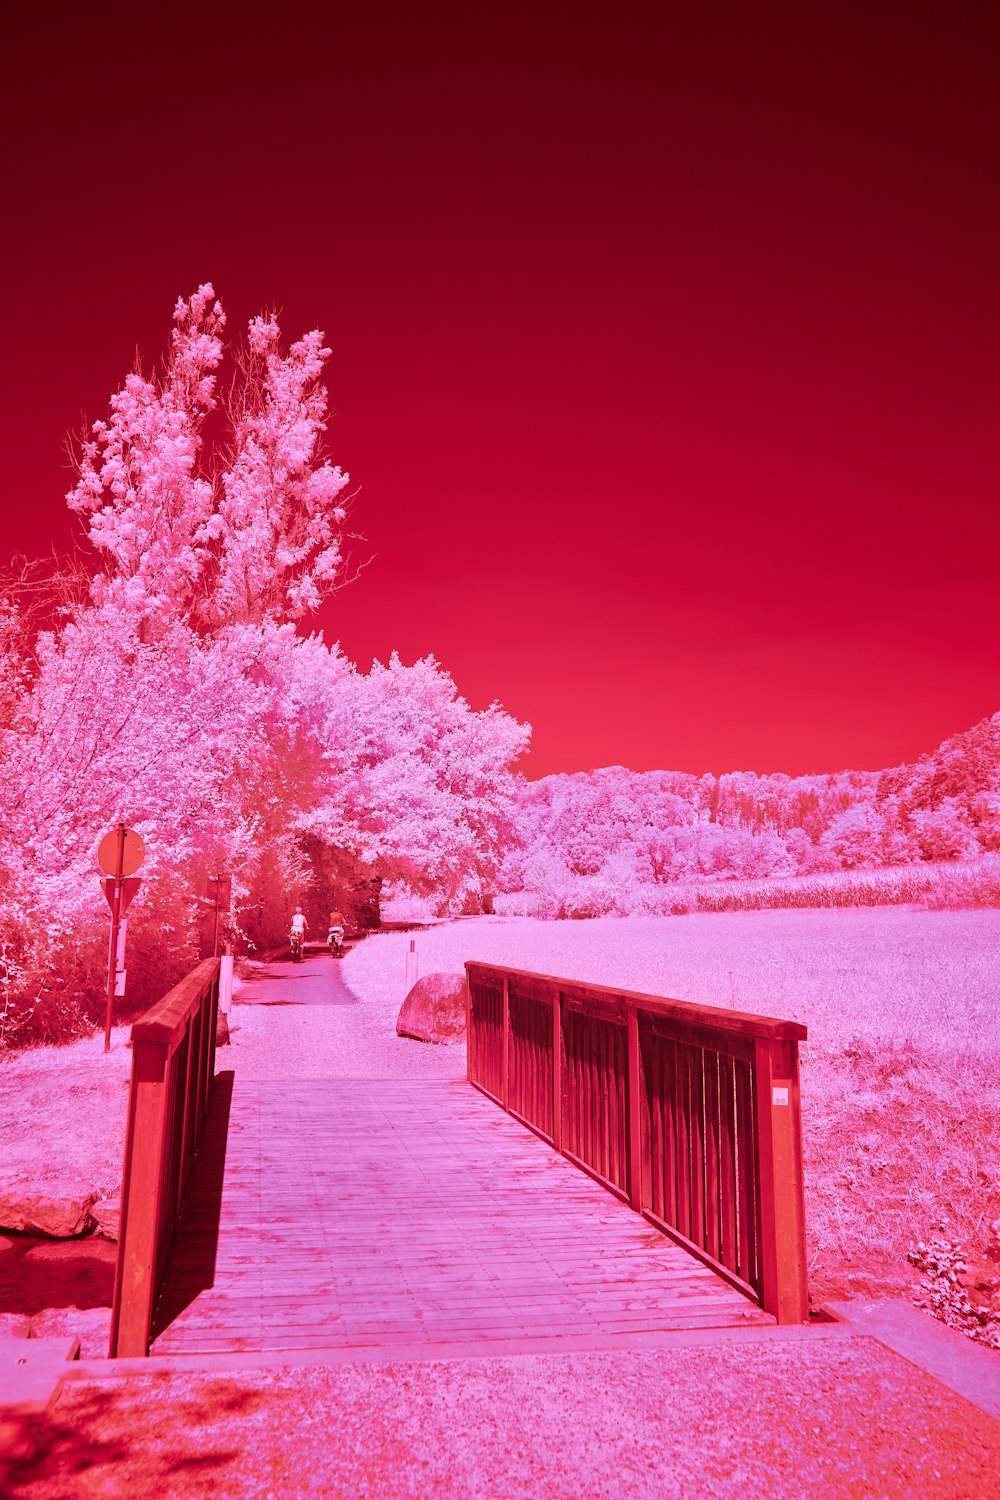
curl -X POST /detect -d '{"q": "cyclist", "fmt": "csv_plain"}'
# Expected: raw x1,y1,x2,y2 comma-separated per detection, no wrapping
290,906,307,961
327,908,346,957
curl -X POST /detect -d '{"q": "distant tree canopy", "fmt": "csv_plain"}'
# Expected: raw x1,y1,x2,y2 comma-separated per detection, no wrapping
498,719,1000,916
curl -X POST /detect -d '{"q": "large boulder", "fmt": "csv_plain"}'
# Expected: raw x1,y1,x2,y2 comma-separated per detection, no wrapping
396,973,467,1044
91,1198,120,1241
0,1179,97,1238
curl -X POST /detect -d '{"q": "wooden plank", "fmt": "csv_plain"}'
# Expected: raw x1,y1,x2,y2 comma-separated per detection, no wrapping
151,1074,772,1359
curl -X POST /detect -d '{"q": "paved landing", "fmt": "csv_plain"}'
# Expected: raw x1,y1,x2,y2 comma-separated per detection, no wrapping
151,1077,770,1357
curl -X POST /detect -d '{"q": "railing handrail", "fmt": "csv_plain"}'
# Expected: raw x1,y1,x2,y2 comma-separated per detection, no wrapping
465,962,807,1043
131,957,222,1051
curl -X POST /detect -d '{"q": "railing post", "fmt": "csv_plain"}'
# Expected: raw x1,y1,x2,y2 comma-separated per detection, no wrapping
501,975,510,1110
753,1036,808,1323
109,1038,170,1357
626,1006,643,1211
206,972,219,1110
552,989,562,1150
110,958,221,1359
465,972,473,1081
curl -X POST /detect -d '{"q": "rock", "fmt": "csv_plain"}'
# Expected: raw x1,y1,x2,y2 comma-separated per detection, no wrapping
0,1180,97,1238
92,1198,120,1241
0,1311,30,1339
396,972,467,1044
985,1220,1000,1264
216,1008,230,1047
29,1305,112,1359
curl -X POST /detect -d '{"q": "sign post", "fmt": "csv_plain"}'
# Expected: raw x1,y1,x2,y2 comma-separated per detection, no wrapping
98,824,145,1052
206,873,232,957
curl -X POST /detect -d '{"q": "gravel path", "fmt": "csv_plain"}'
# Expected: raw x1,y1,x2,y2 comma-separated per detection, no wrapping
10,1336,1000,1498
229,941,464,1081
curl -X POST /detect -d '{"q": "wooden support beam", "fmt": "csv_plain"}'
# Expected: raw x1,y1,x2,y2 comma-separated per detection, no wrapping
753,1036,808,1324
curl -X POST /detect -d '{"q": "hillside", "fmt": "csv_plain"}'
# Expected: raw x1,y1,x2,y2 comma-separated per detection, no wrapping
498,713,1000,915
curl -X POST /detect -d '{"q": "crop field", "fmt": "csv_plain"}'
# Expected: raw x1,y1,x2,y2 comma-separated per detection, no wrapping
355,907,1000,1055
654,856,1000,916
351,908,1000,1337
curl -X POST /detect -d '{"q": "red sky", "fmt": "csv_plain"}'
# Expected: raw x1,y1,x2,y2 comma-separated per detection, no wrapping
1,3,997,777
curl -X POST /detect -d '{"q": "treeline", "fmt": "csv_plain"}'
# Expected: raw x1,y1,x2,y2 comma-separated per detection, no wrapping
495,716,1000,918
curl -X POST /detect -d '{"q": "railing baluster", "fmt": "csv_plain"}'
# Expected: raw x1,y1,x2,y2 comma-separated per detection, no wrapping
719,1052,738,1275
688,1046,705,1251
662,1037,676,1226
674,1041,690,1240
639,1021,652,1211
735,1057,755,1290
577,1017,587,1167
552,993,562,1149
651,1038,664,1221
704,1050,721,1263
502,975,510,1111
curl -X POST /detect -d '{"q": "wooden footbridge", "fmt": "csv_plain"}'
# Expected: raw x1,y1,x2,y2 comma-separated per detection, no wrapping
108,954,808,1360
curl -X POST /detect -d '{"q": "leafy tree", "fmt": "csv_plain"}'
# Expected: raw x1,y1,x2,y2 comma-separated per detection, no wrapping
0,287,529,1044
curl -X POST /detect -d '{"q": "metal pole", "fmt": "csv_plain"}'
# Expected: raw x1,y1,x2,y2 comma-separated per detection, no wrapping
211,877,221,958
103,823,125,1052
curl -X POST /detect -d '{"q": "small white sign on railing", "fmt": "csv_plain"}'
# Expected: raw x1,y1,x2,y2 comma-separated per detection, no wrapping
772,1086,789,1107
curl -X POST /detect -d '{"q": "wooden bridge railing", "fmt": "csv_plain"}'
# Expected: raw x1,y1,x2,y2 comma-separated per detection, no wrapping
109,957,220,1357
466,962,809,1324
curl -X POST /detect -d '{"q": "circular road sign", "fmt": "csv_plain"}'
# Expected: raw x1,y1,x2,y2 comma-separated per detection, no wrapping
98,826,145,877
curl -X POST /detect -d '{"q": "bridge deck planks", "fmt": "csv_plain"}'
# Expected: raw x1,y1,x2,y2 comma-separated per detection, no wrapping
151,1078,771,1356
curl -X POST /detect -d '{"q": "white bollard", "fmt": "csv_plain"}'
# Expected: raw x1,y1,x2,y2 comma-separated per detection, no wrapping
405,937,418,994
220,952,234,1016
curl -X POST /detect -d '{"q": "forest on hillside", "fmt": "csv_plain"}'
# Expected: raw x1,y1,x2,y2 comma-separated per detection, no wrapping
493,713,1000,918
1,287,997,1046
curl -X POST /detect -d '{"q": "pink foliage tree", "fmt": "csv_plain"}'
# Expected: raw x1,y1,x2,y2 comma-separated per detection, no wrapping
0,286,530,1045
